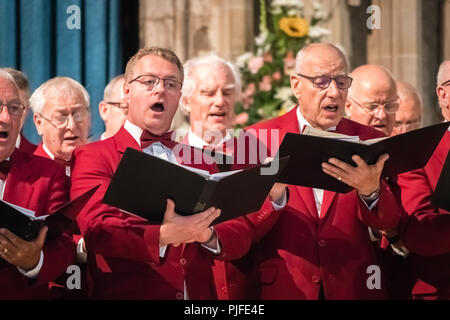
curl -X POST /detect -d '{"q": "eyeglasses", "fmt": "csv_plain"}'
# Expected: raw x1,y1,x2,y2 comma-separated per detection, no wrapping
39,109,89,129
440,79,450,87
0,102,26,117
296,73,353,90
394,119,421,130
129,75,182,93
348,97,399,115
106,101,128,111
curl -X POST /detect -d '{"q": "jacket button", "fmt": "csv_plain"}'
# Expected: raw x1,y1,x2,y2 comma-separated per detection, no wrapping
312,275,320,284
180,258,187,265
221,287,228,294
318,239,325,247
175,292,184,300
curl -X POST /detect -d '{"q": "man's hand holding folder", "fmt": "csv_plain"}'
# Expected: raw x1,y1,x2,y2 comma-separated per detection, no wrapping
322,153,390,197
159,199,220,247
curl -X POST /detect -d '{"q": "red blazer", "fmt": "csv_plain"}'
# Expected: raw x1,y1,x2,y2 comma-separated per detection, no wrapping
18,132,37,154
181,132,280,299
71,126,237,299
397,130,450,298
0,149,76,299
243,107,403,299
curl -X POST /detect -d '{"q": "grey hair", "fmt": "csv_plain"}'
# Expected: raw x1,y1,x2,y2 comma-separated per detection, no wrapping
437,60,450,86
0,68,19,91
103,74,125,100
30,77,90,114
295,43,350,74
181,54,242,112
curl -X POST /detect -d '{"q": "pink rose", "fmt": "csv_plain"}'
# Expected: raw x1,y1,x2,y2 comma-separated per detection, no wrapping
259,75,272,92
234,112,249,126
272,71,282,81
284,50,296,75
263,52,273,63
248,57,264,74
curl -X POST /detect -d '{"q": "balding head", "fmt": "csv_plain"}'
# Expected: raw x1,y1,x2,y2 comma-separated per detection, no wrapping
436,60,450,121
391,81,422,135
0,70,22,161
345,64,398,135
290,43,351,130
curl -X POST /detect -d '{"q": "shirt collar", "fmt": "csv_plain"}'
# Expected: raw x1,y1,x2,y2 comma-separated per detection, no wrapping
124,120,144,147
42,143,55,160
296,106,337,133
187,129,232,149
15,134,21,149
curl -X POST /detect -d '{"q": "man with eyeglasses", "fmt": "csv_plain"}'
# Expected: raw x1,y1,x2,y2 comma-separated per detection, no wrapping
30,76,91,298
247,43,403,299
391,81,423,136
31,77,91,175
394,60,450,300
345,65,399,136
69,47,228,299
98,75,128,140
4,68,37,154
0,69,76,299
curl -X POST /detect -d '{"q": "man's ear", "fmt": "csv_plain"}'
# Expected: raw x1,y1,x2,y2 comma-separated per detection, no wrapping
124,81,131,104
437,86,448,108
182,96,191,113
33,113,44,136
344,99,352,117
290,75,301,101
98,101,109,121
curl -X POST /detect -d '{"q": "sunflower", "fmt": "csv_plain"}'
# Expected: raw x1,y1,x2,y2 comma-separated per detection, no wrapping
279,17,309,38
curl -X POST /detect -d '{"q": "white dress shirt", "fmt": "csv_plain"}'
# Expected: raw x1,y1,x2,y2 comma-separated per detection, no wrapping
125,120,224,299
296,108,378,216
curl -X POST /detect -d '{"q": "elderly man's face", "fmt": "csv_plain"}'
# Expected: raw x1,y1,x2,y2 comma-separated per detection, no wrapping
125,55,182,135
346,72,398,136
392,99,421,136
290,48,349,130
35,92,90,160
0,78,22,161
184,63,236,140
100,78,128,137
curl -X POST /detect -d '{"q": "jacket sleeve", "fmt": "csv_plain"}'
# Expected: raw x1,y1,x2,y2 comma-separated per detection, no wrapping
70,146,163,265
397,169,450,256
214,198,280,261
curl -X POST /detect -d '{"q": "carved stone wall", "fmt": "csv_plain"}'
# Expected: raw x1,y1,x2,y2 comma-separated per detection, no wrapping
139,0,450,126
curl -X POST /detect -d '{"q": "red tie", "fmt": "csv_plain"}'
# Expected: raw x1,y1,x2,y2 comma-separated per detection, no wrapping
140,130,177,149
0,160,12,181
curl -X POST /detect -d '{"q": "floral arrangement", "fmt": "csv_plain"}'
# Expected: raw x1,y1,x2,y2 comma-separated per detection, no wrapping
234,0,330,126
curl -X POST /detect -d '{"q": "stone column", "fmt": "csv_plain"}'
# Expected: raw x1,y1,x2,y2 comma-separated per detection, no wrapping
139,0,253,62
443,0,450,61
367,0,440,125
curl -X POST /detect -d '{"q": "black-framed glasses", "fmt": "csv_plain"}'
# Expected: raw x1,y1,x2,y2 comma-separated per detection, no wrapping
296,73,353,90
129,75,182,93
39,109,90,129
348,96,399,115
440,79,450,87
0,102,26,117
106,101,128,111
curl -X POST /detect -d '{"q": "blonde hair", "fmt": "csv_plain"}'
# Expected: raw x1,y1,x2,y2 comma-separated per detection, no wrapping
124,47,184,82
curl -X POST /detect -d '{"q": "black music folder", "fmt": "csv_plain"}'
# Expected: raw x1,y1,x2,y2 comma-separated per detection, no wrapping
432,149,450,211
102,148,289,224
277,122,450,193
0,185,99,241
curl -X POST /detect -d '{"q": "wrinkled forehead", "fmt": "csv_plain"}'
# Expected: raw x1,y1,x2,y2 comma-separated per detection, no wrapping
44,90,87,112
0,78,20,101
134,55,182,81
299,51,348,76
193,63,235,86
